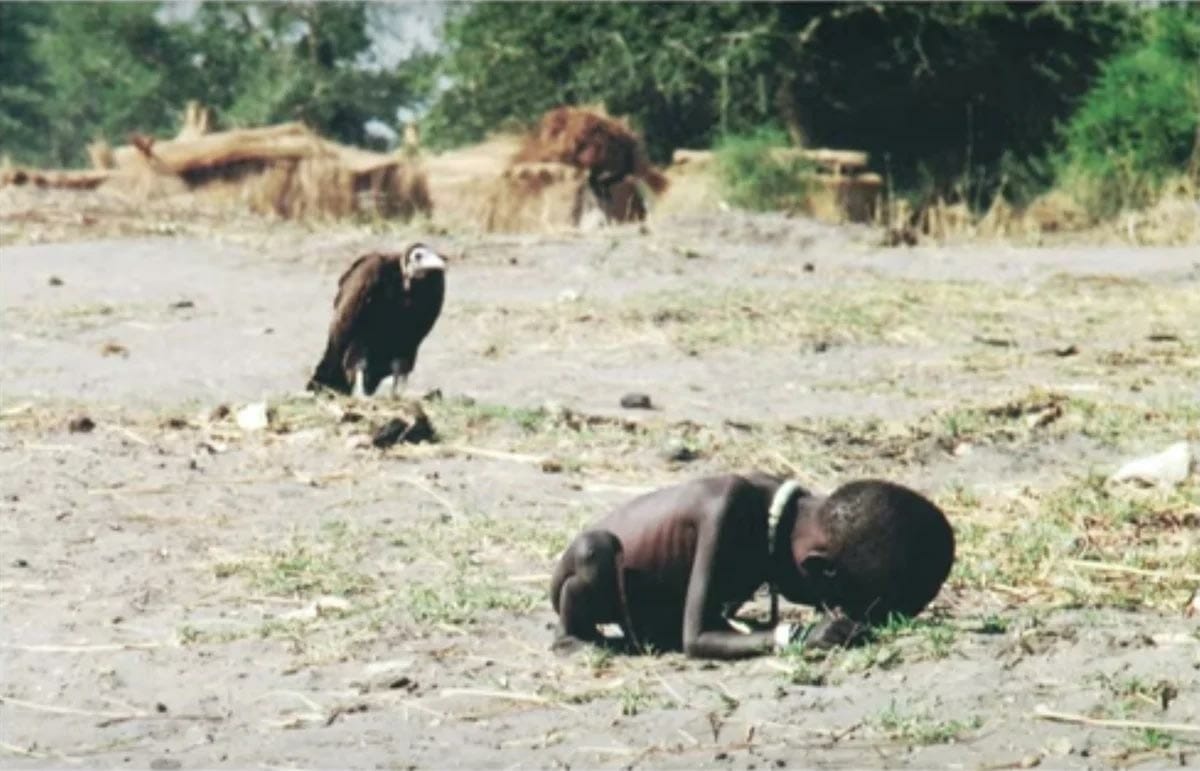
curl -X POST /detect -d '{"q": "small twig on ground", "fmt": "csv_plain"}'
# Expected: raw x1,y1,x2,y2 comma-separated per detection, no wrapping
0,695,136,719
0,402,35,417
1065,559,1200,583
0,741,78,764
656,673,686,706
396,475,464,521
0,695,221,728
103,425,151,446
95,712,223,728
447,444,546,465
1033,705,1200,733
437,688,580,713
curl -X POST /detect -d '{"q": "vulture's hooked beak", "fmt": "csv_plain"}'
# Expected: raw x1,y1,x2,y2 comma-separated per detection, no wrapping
408,247,447,279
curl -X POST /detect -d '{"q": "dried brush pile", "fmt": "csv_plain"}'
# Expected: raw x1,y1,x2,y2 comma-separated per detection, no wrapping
480,106,669,233
2,104,432,223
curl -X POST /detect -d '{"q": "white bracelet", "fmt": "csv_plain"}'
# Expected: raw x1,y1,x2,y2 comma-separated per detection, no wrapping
773,623,795,651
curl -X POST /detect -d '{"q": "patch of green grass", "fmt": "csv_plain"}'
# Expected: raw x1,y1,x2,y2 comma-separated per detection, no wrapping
876,702,981,745
869,614,959,660
949,474,1200,610
617,681,654,716
453,275,1199,359
976,614,1009,635
404,575,540,626
583,646,614,675
213,526,374,599
713,128,816,212
778,652,829,686
1126,728,1175,752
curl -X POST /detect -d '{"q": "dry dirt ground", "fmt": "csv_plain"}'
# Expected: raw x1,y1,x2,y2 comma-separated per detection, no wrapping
1,199,1198,769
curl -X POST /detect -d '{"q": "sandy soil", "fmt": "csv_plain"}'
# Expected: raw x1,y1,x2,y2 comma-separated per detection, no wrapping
1,209,1198,769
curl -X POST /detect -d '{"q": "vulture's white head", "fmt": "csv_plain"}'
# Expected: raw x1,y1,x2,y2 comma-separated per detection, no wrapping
403,244,447,280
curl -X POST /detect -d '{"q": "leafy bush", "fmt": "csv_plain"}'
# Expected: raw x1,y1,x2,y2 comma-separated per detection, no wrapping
713,129,815,211
1058,6,1200,217
426,3,1135,204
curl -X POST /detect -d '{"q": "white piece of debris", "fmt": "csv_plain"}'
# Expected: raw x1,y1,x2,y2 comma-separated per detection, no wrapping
1185,586,1200,618
1109,441,1193,487
280,596,352,622
235,402,270,431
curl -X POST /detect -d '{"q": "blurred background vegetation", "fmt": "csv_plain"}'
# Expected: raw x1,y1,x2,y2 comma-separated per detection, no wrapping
1,1,1196,217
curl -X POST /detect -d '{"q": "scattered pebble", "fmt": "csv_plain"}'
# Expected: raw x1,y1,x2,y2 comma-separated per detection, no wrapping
168,299,195,310
197,440,227,455
1025,403,1063,429
100,341,129,358
68,415,95,433
280,596,352,622
358,659,418,693
541,458,564,473
619,392,653,410
12,558,28,568
1045,737,1073,756
1053,344,1079,357
209,404,231,421
813,341,830,353
149,758,181,771
802,262,815,272
661,439,698,463
973,335,1016,348
48,275,64,287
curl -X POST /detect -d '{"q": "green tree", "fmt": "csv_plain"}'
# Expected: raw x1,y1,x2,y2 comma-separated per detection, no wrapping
26,3,188,166
0,2,52,164
179,2,432,147
1,2,432,166
426,2,1136,204
1058,4,1200,216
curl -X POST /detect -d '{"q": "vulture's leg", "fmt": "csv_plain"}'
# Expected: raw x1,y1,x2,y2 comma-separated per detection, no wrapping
351,365,367,399
390,359,411,399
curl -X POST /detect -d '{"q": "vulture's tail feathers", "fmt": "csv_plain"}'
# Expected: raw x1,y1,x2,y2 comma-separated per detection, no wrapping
308,347,351,395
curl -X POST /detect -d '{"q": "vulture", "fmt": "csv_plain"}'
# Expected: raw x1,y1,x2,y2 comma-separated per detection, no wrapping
308,244,446,397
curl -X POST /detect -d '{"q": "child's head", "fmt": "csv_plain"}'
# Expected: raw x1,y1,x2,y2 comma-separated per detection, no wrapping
787,480,955,623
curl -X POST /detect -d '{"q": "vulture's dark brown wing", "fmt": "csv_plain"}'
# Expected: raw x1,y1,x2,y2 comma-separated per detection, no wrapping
309,254,393,393
333,254,372,309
